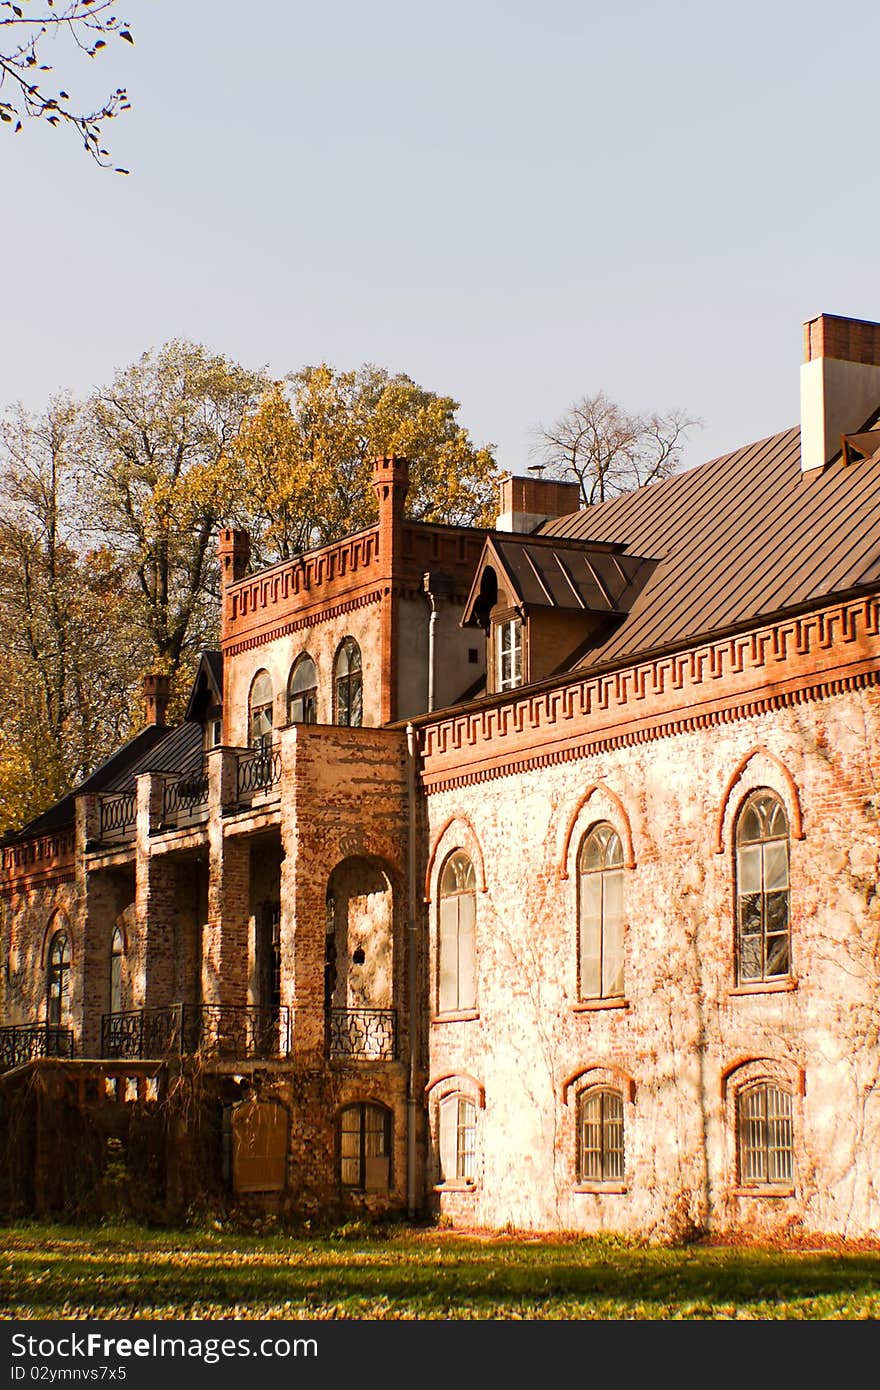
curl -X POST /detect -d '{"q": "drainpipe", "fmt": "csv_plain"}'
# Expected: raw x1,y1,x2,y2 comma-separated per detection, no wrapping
406,721,419,1218
421,572,454,715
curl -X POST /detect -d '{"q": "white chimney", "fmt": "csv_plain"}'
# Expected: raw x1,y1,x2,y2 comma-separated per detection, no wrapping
800,313,880,474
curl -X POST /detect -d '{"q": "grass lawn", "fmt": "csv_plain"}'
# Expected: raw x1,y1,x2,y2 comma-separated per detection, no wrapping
1,1223,879,1319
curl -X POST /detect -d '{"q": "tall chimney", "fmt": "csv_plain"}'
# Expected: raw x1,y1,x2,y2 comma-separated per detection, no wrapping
496,474,581,532
217,527,251,586
143,673,170,728
371,456,409,569
800,313,880,474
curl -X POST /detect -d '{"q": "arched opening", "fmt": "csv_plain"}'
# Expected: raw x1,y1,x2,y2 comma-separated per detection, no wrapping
326,857,394,1058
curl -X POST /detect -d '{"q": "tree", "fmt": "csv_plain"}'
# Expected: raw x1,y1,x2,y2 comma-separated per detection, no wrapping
0,0,133,169
232,363,498,566
76,341,267,681
533,391,699,507
0,399,146,831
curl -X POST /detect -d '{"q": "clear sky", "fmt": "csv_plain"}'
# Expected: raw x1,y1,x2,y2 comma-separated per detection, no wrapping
4,0,880,476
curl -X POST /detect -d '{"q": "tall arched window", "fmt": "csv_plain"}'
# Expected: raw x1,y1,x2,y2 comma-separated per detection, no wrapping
737,1082,794,1185
287,654,318,725
578,1087,625,1182
338,1102,391,1191
109,926,124,1015
248,670,273,749
735,789,790,983
578,823,624,1000
438,851,476,1014
334,638,362,727
47,931,70,1027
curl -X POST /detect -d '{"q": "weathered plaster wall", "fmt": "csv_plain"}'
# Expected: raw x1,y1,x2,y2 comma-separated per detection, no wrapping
424,685,880,1238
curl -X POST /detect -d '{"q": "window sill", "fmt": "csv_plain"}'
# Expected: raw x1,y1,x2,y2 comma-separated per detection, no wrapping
434,1181,477,1193
729,978,798,997
731,1186,795,1199
574,1183,628,1195
431,1009,480,1024
572,997,629,1013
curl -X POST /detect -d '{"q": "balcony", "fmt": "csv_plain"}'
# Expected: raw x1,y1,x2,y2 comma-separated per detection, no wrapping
329,1007,397,1061
235,745,282,807
101,1004,291,1061
0,1024,74,1072
161,771,209,829
98,791,136,843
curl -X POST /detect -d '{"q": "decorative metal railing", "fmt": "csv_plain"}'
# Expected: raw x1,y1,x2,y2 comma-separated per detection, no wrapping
236,746,281,802
101,1004,291,1061
0,1024,74,1071
328,1007,397,1060
99,791,137,841
162,771,209,826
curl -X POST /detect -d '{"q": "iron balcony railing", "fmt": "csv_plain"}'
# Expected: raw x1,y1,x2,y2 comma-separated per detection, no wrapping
99,791,137,841
0,1024,74,1071
101,1003,291,1061
329,1007,397,1060
162,771,209,826
236,745,281,803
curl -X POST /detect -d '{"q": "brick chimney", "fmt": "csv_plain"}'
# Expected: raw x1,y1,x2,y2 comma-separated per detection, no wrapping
217,527,251,586
800,313,880,473
372,456,408,570
496,474,581,532
143,673,170,728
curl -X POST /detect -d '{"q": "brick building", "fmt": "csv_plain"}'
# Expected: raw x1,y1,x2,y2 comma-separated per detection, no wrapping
2,311,880,1238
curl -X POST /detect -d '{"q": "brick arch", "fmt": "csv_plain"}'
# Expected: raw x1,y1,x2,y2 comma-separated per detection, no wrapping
558,784,636,880
425,1071,486,1109
424,814,488,900
721,1054,805,1100
40,910,71,967
561,1061,636,1106
714,745,805,855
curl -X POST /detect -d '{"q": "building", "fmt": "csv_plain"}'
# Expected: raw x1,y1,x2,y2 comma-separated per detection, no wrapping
2,312,880,1239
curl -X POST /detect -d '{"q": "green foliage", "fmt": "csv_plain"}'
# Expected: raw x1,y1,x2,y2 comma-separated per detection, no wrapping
1,1224,879,1319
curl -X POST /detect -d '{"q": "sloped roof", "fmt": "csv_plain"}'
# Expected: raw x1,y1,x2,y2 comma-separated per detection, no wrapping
540,422,880,669
461,533,657,624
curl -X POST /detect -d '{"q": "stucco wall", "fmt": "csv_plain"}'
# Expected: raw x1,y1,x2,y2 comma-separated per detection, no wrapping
424,685,880,1238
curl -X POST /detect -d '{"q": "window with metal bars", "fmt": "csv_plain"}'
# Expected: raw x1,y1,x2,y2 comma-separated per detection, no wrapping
577,1087,625,1183
737,1082,794,1185
735,790,790,983
438,1093,477,1183
338,1102,391,1191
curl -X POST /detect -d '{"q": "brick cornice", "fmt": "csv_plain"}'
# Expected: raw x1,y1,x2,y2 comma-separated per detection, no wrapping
418,595,880,794
0,831,76,888
223,588,383,658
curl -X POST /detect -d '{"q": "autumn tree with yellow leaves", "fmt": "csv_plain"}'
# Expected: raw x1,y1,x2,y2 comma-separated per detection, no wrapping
232,364,498,566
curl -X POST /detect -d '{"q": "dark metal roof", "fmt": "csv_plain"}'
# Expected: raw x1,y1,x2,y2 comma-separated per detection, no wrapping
540,423,880,668
102,721,204,794
462,533,657,626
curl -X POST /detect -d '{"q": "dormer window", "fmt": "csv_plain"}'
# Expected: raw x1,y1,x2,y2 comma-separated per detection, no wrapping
496,615,523,691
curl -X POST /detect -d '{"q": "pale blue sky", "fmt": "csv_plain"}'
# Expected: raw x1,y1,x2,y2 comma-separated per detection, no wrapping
4,0,879,474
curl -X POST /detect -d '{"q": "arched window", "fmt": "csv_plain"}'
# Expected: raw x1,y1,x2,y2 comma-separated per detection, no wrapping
287,654,318,725
737,1082,794,1185
578,823,624,999
334,638,362,727
109,926,124,1015
735,789,790,983
248,670,273,749
47,931,70,1027
338,1102,391,1191
578,1087,625,1183
438,1092,477,1183
438,851,476,1014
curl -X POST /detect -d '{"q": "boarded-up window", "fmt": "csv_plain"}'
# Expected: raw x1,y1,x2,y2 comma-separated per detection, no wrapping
231,1098,289,1193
